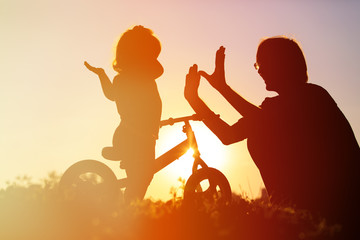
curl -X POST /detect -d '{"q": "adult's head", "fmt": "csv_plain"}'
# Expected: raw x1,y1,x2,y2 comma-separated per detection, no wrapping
113,25,163,77
255,37,308,93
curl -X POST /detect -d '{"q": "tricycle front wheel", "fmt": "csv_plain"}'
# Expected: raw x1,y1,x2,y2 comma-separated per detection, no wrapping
183,167,232,206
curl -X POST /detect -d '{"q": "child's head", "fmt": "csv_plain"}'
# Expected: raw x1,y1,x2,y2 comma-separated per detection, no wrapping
113,25,163,78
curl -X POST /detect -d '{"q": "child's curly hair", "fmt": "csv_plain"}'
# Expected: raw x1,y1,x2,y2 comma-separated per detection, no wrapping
113,25,162,73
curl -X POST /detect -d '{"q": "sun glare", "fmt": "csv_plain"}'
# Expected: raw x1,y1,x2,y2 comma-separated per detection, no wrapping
168,148,195,179
156,122,227,181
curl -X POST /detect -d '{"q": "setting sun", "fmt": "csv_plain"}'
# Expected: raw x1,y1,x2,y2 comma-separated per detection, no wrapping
147,120,229,200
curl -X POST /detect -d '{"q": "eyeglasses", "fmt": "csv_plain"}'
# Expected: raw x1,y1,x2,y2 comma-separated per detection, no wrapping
254,62,259,71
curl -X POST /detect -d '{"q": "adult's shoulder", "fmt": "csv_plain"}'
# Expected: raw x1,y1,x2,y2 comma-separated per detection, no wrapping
304,83,337,105
305,83,332,97
260,95,280,109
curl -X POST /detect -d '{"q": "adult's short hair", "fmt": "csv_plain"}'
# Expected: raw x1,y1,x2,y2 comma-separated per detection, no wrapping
257,37,308,83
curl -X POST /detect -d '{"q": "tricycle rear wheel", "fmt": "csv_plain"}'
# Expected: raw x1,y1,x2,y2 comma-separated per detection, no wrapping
59,160,121,205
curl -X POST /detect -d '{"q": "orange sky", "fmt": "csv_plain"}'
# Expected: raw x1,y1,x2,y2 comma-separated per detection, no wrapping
1,0,360,200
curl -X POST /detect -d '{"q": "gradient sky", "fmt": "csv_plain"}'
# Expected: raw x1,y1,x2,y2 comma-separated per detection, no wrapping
1,0,359,200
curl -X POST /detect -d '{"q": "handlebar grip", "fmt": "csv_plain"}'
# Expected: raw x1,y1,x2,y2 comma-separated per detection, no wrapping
160,114,204,127
159,117,175,127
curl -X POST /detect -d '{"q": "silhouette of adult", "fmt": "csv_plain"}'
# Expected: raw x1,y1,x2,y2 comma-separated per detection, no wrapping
184,37,359,235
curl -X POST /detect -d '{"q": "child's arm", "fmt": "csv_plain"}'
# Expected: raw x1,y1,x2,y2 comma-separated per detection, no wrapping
84,61,115,101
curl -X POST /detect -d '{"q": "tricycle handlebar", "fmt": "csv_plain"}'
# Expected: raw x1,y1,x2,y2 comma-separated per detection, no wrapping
160,114,203,127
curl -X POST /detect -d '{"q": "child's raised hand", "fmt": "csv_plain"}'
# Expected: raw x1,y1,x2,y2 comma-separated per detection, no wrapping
184,64,201,100
84,61,105,75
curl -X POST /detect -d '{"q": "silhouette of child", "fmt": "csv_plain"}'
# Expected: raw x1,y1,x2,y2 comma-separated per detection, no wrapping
185,37,359,237
85,25,163,203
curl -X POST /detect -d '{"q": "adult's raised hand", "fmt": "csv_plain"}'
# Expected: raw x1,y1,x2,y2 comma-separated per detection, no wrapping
199,46,226,91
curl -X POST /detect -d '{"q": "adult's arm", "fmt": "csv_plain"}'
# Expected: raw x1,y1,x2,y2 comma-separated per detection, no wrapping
185,64,246,145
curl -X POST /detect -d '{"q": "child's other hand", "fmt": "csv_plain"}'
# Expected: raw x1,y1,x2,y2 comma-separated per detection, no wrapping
184,64,201,100
84,61,105,75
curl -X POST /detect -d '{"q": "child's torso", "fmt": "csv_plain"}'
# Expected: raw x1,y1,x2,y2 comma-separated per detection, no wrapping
113,73,162,139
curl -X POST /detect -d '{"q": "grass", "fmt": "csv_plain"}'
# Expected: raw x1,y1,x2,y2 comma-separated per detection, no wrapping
0,173,343,240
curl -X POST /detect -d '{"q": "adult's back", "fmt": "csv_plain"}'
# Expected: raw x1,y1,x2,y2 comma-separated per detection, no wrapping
247,83,360,222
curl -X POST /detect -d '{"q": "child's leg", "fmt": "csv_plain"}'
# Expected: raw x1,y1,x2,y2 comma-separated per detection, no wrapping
123,140,156,204
124,165,154,204
102,124,127,160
